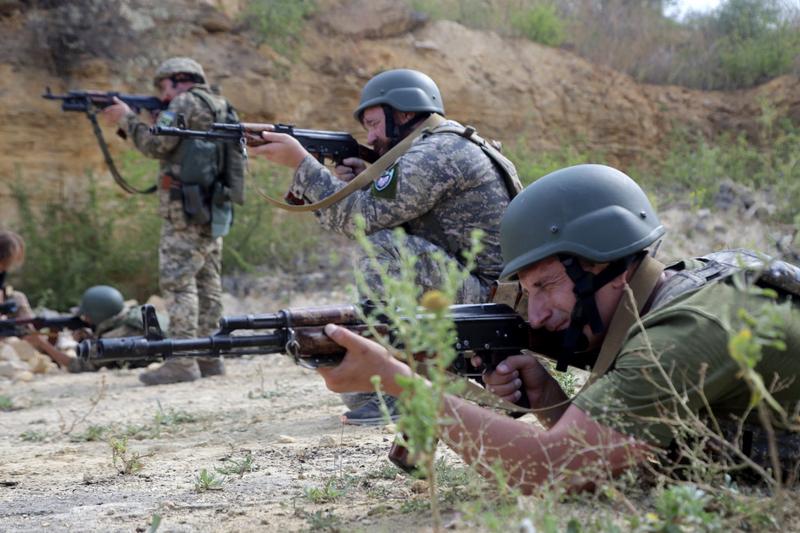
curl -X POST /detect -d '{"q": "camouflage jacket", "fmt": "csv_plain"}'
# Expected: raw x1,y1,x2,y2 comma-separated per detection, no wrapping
118,84,229,219
288,119,513,282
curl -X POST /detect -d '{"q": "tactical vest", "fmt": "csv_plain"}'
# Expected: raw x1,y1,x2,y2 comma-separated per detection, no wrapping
422,123,523,200
651,248,800,311
653,248,800,479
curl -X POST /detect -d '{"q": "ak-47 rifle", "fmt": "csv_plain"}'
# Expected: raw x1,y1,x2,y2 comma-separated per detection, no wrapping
42,87,165,115
78,303,591,471
42,87,166,194
150,122,379,165
0,315,90,338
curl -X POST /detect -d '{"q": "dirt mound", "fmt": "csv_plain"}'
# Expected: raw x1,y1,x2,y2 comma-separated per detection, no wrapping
1,0,798,220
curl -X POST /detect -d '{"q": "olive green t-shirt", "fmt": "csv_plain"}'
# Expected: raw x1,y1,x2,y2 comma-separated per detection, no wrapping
573,280,800,447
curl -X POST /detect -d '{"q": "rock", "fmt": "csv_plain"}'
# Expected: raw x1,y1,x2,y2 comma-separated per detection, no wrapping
410,479,428,493
277,435,296,444
0,343,21,363
15,370,34,382
197,7,233,33
318,435,337,447
316,0,428,39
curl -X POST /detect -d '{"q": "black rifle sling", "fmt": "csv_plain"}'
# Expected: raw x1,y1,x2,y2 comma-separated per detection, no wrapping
86,108,156,194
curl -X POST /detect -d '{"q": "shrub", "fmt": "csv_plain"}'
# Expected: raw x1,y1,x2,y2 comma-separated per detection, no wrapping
509,2,565,46
243,0,316,55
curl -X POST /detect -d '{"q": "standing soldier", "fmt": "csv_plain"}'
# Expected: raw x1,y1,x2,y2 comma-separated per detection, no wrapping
250,69,521,424
103,57,237,385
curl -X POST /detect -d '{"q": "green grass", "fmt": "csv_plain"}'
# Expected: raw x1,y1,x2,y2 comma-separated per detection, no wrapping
0,395,14,412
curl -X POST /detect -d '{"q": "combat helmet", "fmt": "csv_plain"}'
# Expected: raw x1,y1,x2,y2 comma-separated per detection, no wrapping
354,69,444,121
153,57,206,87
500,164,665,369
79,285,125,326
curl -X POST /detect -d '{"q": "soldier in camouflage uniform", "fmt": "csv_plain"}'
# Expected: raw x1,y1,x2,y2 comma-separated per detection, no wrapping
317,164,800,490
251,69,518,424
65,285,170,373
103,58,229,385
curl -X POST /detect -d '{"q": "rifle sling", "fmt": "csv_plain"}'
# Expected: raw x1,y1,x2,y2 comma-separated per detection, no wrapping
257,113,447,212
86,108,156,195
582,254,666,390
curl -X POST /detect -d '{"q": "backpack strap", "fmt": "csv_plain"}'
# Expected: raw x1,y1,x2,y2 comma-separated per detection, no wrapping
426,123,523,199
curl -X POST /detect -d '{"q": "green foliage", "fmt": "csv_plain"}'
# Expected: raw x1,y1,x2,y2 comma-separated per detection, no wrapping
223,159,326,273
109,436,146,474
711,0,800,87
147,513,161,533
0,395,14,411
628,484,723,532
20,429,48,442
304,477,345,503
509,3,565,46
642,108,800,223
506,140,601,186
215,453,256,477
243,0,316,55
410,0,566,47
194,468,225,491
69,424,108,443
12,158,160,310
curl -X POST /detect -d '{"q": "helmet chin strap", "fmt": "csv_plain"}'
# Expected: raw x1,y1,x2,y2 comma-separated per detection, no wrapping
554,253,641,371
382,106,430,149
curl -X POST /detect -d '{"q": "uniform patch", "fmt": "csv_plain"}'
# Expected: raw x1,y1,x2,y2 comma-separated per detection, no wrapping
156,111,177,127
372,164,398,199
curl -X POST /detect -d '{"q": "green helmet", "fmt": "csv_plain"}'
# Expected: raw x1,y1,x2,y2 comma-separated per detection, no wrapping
153,57,206,87
354,69,444,121
500,164,664,280
79,285,125,325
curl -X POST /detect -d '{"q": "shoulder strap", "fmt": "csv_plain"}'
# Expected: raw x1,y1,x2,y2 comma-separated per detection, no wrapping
582,255,666,391
189,87,226,123
258,114,447,212
427,123,523,199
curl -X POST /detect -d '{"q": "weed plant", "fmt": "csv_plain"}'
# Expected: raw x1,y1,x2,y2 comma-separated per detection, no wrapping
0,395,14,411
109,436,147,474
194,468,225,491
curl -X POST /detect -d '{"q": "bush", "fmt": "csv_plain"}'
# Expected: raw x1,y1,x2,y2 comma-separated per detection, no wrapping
509,3,565,46
643,107,800,222
12,172,160,311
243,0,316,55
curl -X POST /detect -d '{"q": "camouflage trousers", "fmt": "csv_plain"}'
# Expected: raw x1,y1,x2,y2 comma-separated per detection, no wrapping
357,229,491,304
159,215,223,340
342,229,493,412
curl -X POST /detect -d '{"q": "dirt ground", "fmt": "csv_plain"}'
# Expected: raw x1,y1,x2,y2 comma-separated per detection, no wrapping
0,284,465,532
2,204,799,532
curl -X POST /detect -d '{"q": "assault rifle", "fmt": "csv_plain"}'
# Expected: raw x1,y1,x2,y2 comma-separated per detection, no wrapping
0,315,90,338
77,303,571,376
78,302,588,472
42,87,165,194
42,87,166,115
150,122,379,165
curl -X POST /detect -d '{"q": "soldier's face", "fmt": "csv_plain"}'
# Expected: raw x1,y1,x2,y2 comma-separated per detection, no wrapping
361,106,391,155
519,257,626,348
157,79,179,102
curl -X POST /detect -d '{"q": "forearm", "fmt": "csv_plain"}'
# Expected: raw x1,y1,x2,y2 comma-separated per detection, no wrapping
120,113,179,158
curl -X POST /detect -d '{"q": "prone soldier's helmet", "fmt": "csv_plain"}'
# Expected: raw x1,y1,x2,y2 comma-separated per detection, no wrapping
153,57,206,87
79,285,125,325
500,164,664,279
354,69,445,121
499,164,665,369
